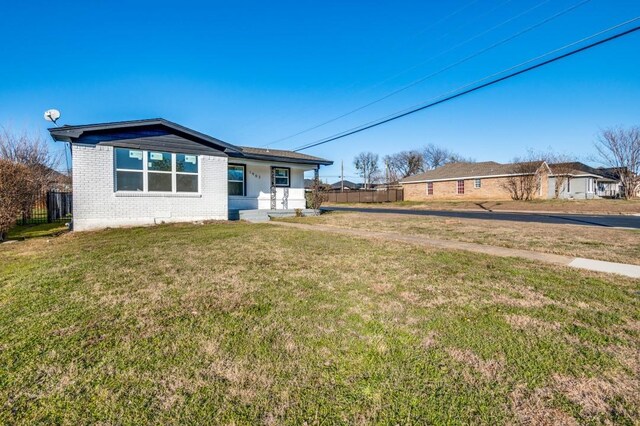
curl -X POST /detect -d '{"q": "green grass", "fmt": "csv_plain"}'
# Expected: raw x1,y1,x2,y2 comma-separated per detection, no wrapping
7,222,68,240
0,222,638,424
7,222,69,240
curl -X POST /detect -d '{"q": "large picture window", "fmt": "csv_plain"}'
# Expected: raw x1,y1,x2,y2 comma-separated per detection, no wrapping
114,148,199,193
228,164,245,196
272,167,290,187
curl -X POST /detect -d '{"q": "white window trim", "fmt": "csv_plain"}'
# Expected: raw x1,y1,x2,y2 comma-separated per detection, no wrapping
114,148,200,195
228,164,246,197
474,178,481,189
273,167,290,187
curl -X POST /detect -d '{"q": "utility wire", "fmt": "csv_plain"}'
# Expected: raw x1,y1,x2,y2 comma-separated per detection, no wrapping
293,23,640,152
296,15,640,150
265,0,591,147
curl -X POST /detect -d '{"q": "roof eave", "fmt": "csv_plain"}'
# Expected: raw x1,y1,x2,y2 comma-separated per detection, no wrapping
48,118,242,153
229,151,332,166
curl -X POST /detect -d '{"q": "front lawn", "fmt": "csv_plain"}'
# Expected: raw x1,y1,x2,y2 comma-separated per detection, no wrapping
0,222,638,424
325,198,640,214
6,222,68,240
281,212,640,265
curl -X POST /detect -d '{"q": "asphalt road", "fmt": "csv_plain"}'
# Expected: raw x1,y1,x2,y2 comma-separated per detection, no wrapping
321,206,640,229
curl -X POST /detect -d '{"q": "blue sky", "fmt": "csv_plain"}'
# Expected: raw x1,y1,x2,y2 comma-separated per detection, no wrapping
1,0,639,181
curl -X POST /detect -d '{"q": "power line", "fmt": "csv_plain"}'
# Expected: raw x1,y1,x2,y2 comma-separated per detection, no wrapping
254,0,482,145
293,23,640,152
265,0,591,147
301,15,640,149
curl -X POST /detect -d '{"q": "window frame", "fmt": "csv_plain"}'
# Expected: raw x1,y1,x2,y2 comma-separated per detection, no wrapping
114,148,144,192
427,182,433,195
175,153,199,193
228,163,247,197
474,178,481,189
114,148,200,194
272,166,291,188
457,180,465,195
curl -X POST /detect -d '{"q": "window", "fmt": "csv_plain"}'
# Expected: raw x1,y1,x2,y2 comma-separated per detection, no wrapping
115,148,143,191
566,178,571,193
114,148,199,193
474,178,481,189
228,164,245,196
176,154,199,193
148,151,172,192
457,180,465,195
427,182,433,195
272,167,290,187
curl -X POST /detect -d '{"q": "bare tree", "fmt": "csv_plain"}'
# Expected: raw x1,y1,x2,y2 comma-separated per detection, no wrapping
501,157,545,201
594,126,640,199
383,150,424,181
0,128,63,218
533,151,576,199
422,144,473,170
353,152,380,189
0,160,39,240
306,174,327,212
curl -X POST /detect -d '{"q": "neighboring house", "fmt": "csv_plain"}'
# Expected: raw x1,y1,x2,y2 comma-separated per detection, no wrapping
401,161,549,201
548,162,621,199
48,119,332,231
329,180,361,190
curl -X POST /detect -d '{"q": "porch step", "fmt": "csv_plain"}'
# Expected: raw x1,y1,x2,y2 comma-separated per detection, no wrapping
229,209,317,223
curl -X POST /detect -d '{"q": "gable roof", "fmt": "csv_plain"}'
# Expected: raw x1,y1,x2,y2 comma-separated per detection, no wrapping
549,162,617,180
402,161,545,183
48,118,332,166
49,118,241,153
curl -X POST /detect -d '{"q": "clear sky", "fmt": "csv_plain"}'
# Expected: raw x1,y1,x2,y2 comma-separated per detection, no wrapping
1,0,639,181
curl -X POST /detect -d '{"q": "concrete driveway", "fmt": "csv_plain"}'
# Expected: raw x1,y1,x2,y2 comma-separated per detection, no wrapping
321,206,640,229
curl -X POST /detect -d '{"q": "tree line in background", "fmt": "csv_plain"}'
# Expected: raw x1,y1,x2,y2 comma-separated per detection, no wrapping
351,126,639,199
353,144,473,189
0,129,61,240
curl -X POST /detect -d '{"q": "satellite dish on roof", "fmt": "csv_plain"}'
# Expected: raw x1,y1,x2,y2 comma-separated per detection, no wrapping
44,109,61,124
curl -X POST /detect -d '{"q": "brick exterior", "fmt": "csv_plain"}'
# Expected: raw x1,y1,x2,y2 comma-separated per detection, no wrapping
403,174,550,201
72,144,228,231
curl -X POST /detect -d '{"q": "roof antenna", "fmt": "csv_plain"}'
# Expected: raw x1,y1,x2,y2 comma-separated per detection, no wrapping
44,109,61,126
43,108,70,176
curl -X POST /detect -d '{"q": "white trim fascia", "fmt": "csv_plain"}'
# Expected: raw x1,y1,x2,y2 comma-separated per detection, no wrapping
549,173,605,179
403,172,535,184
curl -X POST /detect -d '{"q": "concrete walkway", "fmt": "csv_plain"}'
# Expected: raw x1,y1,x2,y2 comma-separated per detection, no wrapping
271,222,640,279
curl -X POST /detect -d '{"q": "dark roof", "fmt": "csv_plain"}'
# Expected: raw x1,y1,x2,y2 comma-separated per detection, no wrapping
235,146,332,166
549,162,616,180
330,180,361,189
402,161,545,183
49,118,332,166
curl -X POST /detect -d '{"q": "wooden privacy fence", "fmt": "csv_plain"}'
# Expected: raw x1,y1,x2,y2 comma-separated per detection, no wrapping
17,191,73,225
322,188,404,203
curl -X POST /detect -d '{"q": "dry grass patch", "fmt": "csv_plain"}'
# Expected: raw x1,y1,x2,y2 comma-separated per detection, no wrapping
327,198,640,214
281,212,640,265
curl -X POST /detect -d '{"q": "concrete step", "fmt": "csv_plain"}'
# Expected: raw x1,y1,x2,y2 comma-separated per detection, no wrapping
230,209,318,223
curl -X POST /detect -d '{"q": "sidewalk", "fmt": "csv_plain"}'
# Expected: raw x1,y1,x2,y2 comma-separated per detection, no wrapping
271,221,640,279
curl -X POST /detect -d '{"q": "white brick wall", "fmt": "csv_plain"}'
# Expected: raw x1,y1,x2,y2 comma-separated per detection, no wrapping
72,145,228,231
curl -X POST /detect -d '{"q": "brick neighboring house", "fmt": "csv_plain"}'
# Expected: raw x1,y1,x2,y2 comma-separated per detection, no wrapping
401,161,550,201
